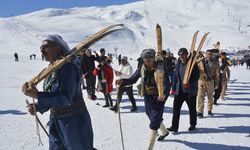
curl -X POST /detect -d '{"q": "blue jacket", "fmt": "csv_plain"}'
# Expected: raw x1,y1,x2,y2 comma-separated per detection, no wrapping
172,59,200,96
36,62,94,150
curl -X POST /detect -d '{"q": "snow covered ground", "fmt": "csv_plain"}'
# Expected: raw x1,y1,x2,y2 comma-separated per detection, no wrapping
0,52,250,150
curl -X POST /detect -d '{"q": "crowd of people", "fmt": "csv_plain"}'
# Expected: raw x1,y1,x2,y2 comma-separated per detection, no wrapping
22,34,233,150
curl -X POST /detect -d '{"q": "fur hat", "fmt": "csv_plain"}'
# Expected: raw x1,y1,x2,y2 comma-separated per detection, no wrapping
141,49,156,59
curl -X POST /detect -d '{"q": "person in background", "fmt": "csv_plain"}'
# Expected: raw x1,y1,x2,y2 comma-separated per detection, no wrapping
219,52,230,101
93,59,114,107
94,48,108,63
81,49,98,100
110,56,137,112
14,52,19,62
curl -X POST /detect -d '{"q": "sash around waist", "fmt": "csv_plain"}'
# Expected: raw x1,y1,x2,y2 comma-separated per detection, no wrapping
50,100,87,118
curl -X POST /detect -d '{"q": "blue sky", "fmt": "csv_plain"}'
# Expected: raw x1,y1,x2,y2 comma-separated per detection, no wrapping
0,0,142,17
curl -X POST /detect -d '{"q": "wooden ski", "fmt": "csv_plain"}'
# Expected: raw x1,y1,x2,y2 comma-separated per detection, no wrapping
155,24,164,98
187,32,210,80
183,31,210,84
28,24,124,86
183,31,199,85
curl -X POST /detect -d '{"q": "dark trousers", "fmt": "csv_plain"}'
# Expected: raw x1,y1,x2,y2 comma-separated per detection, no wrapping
101,82,113,106
86,75,96,97
116,86,136,107
144,95,166,130
214,74,222,104
171,93,197,130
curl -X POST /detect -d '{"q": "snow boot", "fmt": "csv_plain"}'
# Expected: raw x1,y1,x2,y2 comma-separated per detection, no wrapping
157,123,169,141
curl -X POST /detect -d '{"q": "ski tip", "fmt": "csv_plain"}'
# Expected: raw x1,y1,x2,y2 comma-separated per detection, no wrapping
114,23,124,26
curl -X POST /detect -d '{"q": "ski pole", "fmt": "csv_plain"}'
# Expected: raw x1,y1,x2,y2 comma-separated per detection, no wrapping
26,99,49,138
116,85,125,150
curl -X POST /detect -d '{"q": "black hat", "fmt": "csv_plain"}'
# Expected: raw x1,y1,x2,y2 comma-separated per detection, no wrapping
141,49,156,59
221,52,227,56
178,48,188,55
207,49,219,53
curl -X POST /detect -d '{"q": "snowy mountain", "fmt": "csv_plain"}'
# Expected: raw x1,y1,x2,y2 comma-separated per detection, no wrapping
0,1,250,150
0,0,249,57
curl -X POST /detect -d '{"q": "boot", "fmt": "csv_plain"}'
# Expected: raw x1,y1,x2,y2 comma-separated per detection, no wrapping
208,111,213,116
157,123,169,141
167,126,178,133
147,129,157,150
197,112,204,119
103,103,109,108
110,104,118,112
109,99,113,107
188,125,196,131
130,105,137,112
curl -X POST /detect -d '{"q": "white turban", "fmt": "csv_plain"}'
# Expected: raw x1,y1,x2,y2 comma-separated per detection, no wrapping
43,34,70,55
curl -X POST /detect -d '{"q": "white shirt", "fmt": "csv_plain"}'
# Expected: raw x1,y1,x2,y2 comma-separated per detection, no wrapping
116,63,133,87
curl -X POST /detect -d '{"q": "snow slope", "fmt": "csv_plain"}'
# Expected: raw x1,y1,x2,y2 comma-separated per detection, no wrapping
0,0,249,57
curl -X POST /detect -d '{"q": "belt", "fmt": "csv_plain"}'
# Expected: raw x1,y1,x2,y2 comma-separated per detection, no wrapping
144,85,158,96
50,100,87,118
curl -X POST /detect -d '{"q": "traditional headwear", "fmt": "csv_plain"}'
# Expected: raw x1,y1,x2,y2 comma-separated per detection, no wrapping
141,49,156,59
43,34,70,55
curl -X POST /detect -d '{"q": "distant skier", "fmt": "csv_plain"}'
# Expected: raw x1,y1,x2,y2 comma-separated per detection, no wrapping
117,49,171,149
14,52,18,62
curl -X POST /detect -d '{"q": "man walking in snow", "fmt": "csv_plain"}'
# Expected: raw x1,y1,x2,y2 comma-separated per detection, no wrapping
117,49,171,150
219,52,230,101
197,49,220,118
110,56,137,112
22,34,95,150
168,48,200,132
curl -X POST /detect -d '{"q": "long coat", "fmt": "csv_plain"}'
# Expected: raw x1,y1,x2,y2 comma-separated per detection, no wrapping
36,62,94,150
93,64,114,94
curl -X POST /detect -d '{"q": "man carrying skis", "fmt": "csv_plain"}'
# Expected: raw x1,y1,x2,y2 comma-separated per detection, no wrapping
197,49,220,118
168,48,200,132
117,49,171,150
22,34,95,150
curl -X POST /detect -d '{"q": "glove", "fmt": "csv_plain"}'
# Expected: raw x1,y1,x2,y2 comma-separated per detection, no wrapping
169,89,176,95
183,83,191,89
